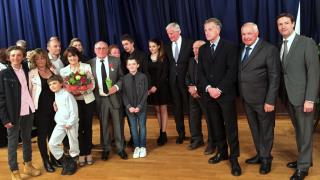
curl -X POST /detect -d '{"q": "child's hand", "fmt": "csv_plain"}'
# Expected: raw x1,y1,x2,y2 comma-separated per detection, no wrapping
65,125,71,129
134,107,140,113
129,107,135,113
53,102,57,112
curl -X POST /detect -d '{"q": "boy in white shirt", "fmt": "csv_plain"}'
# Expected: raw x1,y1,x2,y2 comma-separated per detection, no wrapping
47,75,79,175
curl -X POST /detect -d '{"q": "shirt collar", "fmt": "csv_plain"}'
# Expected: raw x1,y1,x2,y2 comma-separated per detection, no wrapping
210,36,220,47
283,32,296,43
48,53,60,60
246,37,259,49
174,36,182,45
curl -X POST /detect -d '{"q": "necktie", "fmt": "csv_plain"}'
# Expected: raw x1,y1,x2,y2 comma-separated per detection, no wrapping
132,75,138,107
174,42,179,62
210,43,215,55
100,60,109,94
242,46,251,63
282,40,288,62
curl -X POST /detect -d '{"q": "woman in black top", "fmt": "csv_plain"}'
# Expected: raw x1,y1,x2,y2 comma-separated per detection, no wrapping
147,39,170,146
29,49,57,172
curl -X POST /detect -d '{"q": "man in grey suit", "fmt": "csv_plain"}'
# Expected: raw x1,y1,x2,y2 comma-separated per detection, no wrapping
239,22,280,174
277,13,320,180
88,41,128,160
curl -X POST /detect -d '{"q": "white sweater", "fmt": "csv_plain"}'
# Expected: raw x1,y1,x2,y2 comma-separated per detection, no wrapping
54,88,79,126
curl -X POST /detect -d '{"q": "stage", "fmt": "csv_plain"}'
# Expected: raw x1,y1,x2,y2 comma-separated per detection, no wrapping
0,115,319,180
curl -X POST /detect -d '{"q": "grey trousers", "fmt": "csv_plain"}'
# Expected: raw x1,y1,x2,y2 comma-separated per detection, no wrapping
7,113,34,171
98,96,124,152
287,103,314,171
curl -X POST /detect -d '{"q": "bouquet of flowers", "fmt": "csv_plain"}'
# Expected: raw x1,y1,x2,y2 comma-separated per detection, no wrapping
64,71,93,96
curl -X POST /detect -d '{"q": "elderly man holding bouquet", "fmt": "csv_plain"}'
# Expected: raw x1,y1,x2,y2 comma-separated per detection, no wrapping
60,47,95,167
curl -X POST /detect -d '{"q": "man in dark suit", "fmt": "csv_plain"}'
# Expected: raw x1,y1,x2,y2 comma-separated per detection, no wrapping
239,22,280,174
197,18,241,176
185,40,214,154
277,13,320,180
88,41,128,160
165,22,194,144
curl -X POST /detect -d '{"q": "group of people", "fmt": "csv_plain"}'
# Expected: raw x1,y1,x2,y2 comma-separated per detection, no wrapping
0,12,319,180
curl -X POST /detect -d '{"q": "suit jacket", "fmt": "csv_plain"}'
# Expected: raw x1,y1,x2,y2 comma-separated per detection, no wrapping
281,34,320,106
197,39,238,102
185,57,199,86
88,56,123,109
0,65,30,125
122,72,148,114
238,39,280,105
165,38,194,85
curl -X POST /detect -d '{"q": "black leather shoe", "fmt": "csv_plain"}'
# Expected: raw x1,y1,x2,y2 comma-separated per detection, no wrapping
43,160,55,173
176,133,185,144
259,160,271,174
230,159,241,176
118,150,128,160
287,161,297,169
101,151,109,161
208,152,228,164
204,145,215,155
51,157,63,168
187,141,204,150
245,155,261,164
290,169,308,180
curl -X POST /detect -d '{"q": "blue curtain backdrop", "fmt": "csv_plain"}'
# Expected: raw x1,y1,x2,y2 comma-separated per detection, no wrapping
0,0,318,58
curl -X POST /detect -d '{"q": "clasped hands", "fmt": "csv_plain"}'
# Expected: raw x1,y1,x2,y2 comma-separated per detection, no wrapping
207,87,221,99
188,85,200,98
129,107,140,113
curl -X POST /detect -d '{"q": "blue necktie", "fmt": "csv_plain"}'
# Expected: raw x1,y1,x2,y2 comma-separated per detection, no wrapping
210,43,215,55
242,47,251,63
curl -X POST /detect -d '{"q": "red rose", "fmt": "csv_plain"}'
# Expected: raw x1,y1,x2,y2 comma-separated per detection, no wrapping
80,76,87,84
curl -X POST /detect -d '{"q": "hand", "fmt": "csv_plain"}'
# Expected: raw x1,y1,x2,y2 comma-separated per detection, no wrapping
192,93,200,98
4,122,13,129
65,125,71,129
134,107,140,113
208,87,221,99
188,86,197,95
149,86,157,94
304,101,314,112
53,102,57,112
264,103,275,112
129,107,135,113
108,86,117,95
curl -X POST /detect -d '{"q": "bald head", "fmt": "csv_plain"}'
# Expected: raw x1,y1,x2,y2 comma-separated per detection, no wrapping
193,40,206,58
241,22,259,46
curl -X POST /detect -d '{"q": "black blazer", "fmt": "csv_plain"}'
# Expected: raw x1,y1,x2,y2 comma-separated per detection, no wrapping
238,39,280,105
185,57,198,86
0,64,29,125
165,38,194,85
197,39,238,102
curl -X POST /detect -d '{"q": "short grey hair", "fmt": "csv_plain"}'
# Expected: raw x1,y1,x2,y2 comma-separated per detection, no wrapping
204,18,222,29
16,40,27,49
241,22,259,33
166,22,181,33
47,36,60,47
193,40,206,47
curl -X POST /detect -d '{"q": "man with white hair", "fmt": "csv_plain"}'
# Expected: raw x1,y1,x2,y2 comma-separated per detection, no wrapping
165,22,194,144
239,22,280,174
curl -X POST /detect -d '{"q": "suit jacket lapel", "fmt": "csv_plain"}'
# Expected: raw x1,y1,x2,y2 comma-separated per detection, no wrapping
284,35,299,69
210,40,222,61
177,39,186,63
242,39,263,69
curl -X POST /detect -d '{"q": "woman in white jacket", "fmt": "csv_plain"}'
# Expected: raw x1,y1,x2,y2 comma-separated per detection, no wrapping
28,48,58,172
60,47,95,166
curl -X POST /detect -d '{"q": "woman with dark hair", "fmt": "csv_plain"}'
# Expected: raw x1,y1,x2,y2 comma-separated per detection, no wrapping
60,47,95,167
147,38,170,146
29,48,58,172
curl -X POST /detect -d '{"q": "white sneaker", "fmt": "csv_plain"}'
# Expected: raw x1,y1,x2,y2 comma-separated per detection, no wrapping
133,147,140,158
139,147,147,158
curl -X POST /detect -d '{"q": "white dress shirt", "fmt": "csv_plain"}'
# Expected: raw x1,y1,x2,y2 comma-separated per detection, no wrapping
172,35,182,59
280,32,296,60
49,53,64,74
95,57,110,96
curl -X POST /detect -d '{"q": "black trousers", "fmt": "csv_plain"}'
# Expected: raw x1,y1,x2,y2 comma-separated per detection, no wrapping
169,78,189,135
0,122,7,147
35,111,55,161
205,98,239,159
188,96,212,145
77,100,94,156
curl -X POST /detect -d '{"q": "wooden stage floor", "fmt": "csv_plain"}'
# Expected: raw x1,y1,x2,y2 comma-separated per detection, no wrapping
0,115,319,180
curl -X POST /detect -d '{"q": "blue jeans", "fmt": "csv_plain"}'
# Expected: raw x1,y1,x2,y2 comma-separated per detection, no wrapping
126,111,147,148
